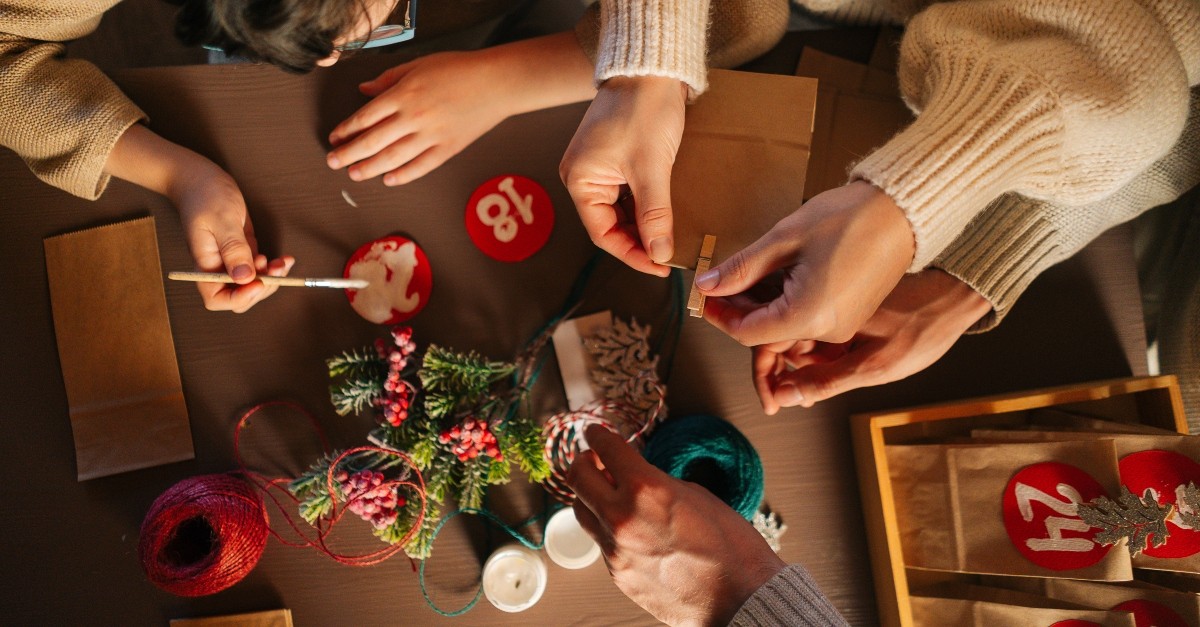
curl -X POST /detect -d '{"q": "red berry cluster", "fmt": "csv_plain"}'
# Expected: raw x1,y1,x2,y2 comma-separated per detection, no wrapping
335,469,406,530
438,418,502,462
375,326,417,426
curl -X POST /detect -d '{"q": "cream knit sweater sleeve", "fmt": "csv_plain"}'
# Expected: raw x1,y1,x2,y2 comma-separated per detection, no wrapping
593,0,713,95
853,0,1200,270
935,86,1200,333
0,0,146,200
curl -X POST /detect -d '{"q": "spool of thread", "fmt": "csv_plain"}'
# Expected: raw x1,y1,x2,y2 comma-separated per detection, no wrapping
642,414,764,520
139,474,269,596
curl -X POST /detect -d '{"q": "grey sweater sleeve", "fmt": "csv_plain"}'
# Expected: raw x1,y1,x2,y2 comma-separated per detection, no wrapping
729,565,849,626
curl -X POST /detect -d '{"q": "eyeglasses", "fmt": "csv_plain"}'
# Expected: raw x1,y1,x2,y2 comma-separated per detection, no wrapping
336,0,418,51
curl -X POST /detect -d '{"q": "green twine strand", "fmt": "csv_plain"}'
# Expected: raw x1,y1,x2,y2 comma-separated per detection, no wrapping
641,414,764,520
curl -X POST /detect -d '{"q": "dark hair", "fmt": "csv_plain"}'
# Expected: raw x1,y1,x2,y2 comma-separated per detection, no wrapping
167,0,368,73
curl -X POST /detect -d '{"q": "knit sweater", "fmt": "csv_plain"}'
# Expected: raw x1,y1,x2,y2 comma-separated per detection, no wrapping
0,0,146,199
594,0,1200,272
730,565,849,626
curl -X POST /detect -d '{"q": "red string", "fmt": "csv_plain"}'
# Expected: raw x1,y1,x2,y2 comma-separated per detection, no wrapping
232,401,428,566
140,401,429,597
138,474,269,596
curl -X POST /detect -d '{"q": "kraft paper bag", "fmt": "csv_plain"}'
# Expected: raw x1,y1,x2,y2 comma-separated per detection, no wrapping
972,431,1200,574
795,48,913,201
1024,408,1179,435
887,440,1132,579
44,216,193,480
995,578,1200,625
910,595,1137,627
668,69,817,268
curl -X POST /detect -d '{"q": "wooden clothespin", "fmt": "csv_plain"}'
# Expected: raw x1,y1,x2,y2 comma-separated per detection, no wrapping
687,235,717,318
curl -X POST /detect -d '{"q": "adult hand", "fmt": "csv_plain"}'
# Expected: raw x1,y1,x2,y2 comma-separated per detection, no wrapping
699,181,916,346
170,166,295,313
567,425,785,626
754,269,992,413
327,50,516,186
560,76,687,278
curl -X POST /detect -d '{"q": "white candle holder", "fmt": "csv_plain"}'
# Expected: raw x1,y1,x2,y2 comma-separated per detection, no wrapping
544,507,601,569
481,544,547,612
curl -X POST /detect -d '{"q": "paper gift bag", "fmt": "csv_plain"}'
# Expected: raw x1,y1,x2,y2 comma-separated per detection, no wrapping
996,578,1200,625
974,431,1200,574
911,591,1137,627
887,440,1132,579
795,48,914,201
668,69,817,268
44,217,193,480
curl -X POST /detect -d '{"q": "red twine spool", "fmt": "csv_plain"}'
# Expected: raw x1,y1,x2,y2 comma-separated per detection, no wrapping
139,474,269,597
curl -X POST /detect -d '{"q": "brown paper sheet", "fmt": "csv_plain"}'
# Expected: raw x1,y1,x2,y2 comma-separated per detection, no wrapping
44,216,193,480
887,440,1132,579
795,48,913,201
668,69,817,268
171,609,293,627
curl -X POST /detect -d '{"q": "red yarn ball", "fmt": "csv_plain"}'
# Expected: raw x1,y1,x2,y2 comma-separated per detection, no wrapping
139,474,269,597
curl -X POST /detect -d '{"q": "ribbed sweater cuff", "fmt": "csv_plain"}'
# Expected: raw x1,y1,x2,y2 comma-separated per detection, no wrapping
932,194,1060,333
594,0,710,96
730,564,849,626
852,50,1063,271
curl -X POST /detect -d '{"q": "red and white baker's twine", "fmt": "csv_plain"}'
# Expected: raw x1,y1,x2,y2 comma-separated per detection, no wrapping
541,391,665,503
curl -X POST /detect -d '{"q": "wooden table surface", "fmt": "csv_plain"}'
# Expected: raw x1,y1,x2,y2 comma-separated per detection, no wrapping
0,51,1148,626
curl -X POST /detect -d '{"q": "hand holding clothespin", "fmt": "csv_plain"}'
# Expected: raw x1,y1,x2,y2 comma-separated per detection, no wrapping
687,235,716,318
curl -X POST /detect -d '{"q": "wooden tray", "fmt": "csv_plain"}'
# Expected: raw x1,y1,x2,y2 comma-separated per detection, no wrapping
851,376,1189,627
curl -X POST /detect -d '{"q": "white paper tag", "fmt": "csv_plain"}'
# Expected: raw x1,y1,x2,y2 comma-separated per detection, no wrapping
551,311,613,411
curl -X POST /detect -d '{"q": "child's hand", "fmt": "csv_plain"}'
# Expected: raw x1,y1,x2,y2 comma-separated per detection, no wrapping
327,51,517,186
105,124,293,313
171,166,295,313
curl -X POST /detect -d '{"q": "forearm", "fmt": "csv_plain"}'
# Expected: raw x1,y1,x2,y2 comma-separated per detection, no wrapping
1,35,145,199
104,123,228,202
484,32,596,118
852,0,1199,271
935,86,1200,332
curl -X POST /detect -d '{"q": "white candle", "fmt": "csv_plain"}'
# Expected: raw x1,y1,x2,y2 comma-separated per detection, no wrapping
481,544,547,612
544,507,601,569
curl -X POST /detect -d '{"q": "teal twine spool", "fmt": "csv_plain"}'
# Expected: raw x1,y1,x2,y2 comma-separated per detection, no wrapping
642,414,764,520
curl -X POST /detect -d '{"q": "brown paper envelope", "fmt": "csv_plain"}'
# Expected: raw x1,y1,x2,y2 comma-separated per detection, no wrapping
44,216,193,480
668,69,817,268
171,609,294,627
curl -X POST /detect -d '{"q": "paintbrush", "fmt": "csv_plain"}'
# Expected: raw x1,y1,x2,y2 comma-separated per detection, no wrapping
168,271,368,289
